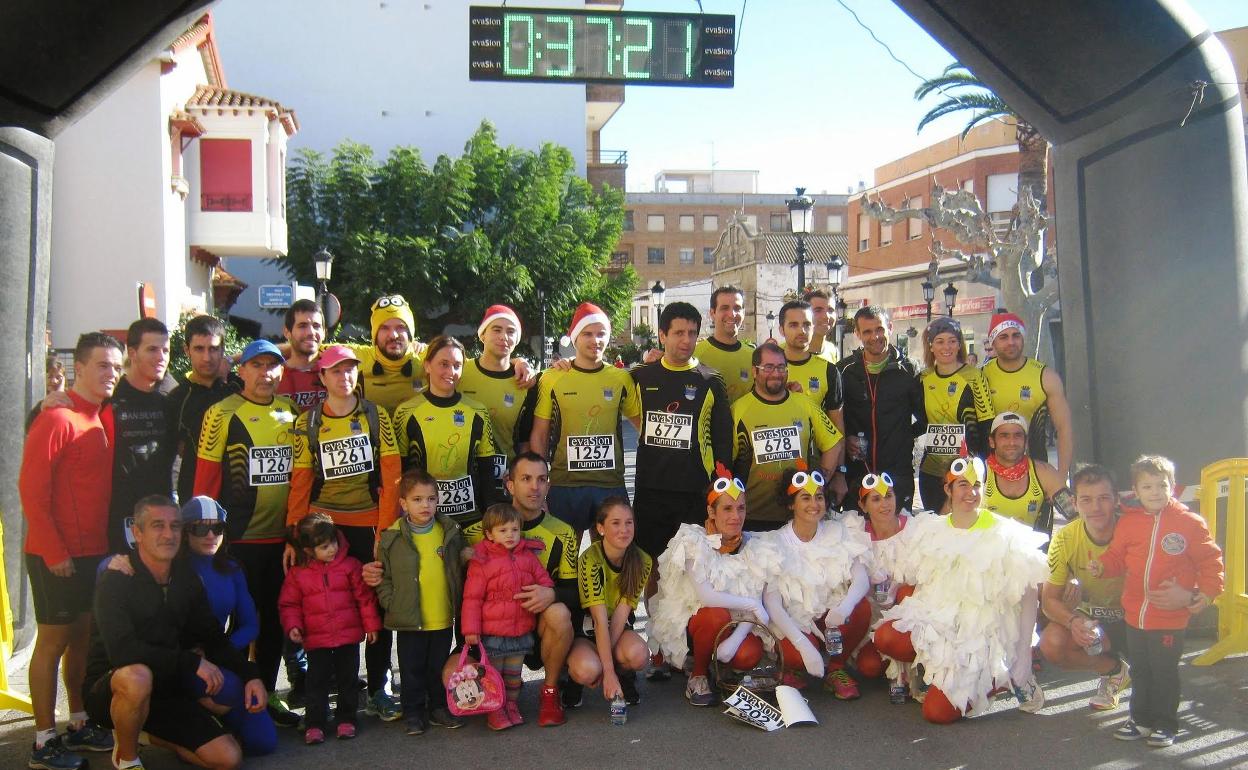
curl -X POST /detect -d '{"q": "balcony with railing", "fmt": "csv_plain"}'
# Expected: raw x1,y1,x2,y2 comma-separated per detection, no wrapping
587,148,628,191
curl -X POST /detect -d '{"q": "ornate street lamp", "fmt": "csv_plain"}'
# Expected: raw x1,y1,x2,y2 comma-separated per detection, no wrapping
787,187,814,293
765,310,776,340
650,279,666,329
943,281,959,317
921,279,935,323
314,247,334,301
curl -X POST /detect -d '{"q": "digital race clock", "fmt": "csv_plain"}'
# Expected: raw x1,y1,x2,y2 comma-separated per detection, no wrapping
468,6,735,87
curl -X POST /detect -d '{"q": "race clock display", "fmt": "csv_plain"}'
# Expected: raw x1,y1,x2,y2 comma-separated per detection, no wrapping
469,6,735,87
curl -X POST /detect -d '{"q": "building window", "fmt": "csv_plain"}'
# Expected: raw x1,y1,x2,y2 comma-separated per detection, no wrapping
703,247,714,264
769,213,787,232
647,214,665,232
679,248,694,265
907,196,923,239
610,251,632,269
623,211,634,231
679,214,695,232
200,138,253,212
961,179,974,193
647,247,666,264
857,213,870,252
880,222,893,246
826,214,843,232
743,214,758,229
703,214,719,231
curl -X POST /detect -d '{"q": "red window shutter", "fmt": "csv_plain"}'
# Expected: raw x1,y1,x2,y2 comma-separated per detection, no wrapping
200,139,253,212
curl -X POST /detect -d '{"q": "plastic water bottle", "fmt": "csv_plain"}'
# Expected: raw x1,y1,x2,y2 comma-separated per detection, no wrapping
824,626,843,656
873,580,892,606
856,431,869,461
610,694,627,726
889,678,908,704
1084,623,1104,656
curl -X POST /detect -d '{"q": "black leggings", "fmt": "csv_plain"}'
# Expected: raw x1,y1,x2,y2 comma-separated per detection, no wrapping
232,542,287,690
339,524,393,696
305,644,360,729
1126,626,1186,732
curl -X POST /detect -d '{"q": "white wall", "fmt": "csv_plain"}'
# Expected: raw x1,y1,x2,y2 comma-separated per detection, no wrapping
211,0,590,168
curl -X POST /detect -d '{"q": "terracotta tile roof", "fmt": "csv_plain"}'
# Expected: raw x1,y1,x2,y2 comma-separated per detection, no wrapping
186,85,299,135
762,232,849,265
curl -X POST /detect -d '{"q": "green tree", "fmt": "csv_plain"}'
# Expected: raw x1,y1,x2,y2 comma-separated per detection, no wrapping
283,122,636,352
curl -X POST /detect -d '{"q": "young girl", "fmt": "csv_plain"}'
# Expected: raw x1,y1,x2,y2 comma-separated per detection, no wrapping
377,469,470,736
279,513,382,745
1090,455,1223,748
461,503,554,730
564,497,652,711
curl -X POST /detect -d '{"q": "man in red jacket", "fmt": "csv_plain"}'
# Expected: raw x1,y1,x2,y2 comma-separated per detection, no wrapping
20,332,123,768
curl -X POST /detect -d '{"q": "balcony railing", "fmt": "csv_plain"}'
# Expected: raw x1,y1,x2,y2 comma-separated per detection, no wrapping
589,149,628,166
202,193,253,212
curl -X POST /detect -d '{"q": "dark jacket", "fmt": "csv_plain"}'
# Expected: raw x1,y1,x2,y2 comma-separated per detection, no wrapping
108,377,174,552
376,514,469,631
85,552,258,691
837,346,925,475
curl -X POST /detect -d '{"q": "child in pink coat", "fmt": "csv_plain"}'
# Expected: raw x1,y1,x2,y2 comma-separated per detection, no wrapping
279,513,382,744
462,503,553,730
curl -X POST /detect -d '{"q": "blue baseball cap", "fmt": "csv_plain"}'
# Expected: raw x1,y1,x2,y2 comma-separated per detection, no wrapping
180,495,228,523
238,339,285,365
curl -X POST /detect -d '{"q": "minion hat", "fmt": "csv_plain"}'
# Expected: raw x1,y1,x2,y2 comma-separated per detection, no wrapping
560,302,610,348
370,295,416,347
478,304,522,340
945,456,986,485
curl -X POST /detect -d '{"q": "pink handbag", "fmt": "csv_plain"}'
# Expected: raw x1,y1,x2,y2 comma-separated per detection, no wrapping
446,643,506,716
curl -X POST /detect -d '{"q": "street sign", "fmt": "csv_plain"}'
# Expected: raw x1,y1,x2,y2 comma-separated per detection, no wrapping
258,284,295,308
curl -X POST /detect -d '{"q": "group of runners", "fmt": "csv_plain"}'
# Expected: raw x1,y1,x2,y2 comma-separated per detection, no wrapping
19,284,1223,768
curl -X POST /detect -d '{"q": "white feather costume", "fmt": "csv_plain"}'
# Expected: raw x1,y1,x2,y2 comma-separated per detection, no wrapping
646,524,768,669
877,510,1048,715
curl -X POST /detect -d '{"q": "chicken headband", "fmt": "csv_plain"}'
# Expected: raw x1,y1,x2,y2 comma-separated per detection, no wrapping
859,472,894,502
945,456,986,485
707,462,746,505
787,459,825,497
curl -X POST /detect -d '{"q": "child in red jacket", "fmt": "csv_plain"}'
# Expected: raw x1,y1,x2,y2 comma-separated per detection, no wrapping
461,503,554,731
1090,455,1223,748
279,513,382,745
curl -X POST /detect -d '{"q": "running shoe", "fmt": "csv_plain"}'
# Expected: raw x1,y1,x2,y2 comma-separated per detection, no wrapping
29,736,86,770
303,727,324,745
1013,675,1046,714
429,707,464,729
335,722,356,740
1146,728,1175,748
487,708,513,731
780,670,808,689
646,653,672,682
561,681,584,709
405,713,428,736
506,701,524,726
1089,665,1131,711
64,722,113,752
267,694,302,728
1113,720,1152,741
538,686,566,726
110,745,143,770
619,670,640,705
824,668,861,700
685,675,715,707
364,691,403,722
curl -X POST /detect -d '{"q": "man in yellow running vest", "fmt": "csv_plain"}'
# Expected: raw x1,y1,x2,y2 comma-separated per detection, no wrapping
982,411,1069,539
982,312,1074,477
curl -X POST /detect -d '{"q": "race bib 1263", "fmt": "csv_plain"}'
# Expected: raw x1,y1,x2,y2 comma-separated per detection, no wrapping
437,476,476,515
319,435,374,479
643,411,693,450
249,445,292,485
567,434,616,471
751,425,801,464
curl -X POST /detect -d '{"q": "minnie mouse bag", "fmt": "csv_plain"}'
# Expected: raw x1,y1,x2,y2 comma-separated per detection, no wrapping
446,643,505,716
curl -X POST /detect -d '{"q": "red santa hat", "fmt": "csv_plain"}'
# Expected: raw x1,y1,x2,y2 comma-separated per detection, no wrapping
477,304,522,339
560,302,611,347
987,312,1025,346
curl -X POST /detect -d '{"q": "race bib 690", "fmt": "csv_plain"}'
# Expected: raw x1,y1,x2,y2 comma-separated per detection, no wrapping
925,423,965,455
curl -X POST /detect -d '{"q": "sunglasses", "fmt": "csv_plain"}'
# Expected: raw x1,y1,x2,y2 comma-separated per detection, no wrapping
188,522,226,537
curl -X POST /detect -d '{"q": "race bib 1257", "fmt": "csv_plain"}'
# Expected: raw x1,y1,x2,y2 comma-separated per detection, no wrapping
567,434,616,471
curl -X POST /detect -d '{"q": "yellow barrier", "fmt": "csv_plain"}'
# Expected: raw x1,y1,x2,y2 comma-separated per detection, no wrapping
0,516,32,711
1193,458,1248,666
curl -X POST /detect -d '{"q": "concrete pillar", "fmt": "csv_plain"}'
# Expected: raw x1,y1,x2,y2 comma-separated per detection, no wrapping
0,128,53,637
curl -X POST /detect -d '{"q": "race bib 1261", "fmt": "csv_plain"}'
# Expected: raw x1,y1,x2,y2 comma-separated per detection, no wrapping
249,445,292,485
643,411,693,450
437,476,476,515
751,425,800,464
320,435,374,479
925,423,965,456
567,434,616,471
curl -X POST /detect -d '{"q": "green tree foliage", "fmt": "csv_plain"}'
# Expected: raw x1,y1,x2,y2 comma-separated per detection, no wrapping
168,311,252,381
283,122,636,352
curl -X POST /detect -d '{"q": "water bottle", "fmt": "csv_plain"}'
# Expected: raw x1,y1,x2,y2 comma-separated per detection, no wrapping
610,694,627,726
873,579,892,607
889,678,908,705
1084,623,1104,656
824,626,843,656
855,431,869,462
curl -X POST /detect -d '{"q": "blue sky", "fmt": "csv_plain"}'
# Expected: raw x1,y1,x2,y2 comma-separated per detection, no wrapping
603,0,1248,194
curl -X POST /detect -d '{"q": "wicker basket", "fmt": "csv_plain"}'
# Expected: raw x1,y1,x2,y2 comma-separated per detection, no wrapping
710,619,787,695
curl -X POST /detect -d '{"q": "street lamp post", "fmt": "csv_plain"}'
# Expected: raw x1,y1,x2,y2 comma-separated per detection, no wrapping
943,281,959,317
834,295,848,359
537,288,547,369
765,310,776,341
787,188,814,293
314,247,334,303
921,279,935,323
650,280,666,328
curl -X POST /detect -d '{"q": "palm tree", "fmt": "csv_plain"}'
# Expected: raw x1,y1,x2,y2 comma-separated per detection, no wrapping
915,63,1048,215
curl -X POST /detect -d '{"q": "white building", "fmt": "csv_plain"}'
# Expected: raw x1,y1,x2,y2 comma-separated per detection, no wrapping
209,0,624,335
49,14,297,348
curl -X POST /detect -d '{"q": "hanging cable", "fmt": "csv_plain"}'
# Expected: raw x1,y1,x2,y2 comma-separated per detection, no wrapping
735,0,747,54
